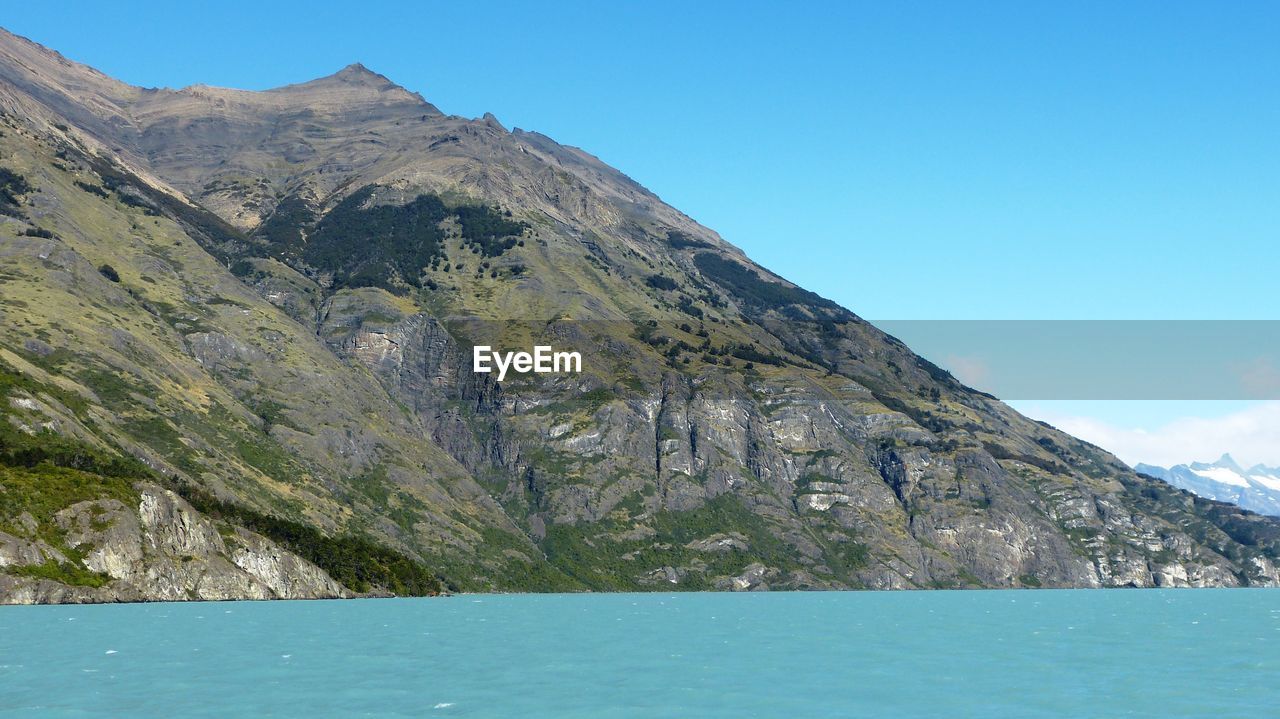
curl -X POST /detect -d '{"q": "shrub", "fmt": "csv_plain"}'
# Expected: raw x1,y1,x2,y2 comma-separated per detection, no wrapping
665,230,712,249
693,252,844,314
730,343,786,366
676,296,703,318
0,167,33,215
454,204,527,257
74,180,110,199
645,274,678,291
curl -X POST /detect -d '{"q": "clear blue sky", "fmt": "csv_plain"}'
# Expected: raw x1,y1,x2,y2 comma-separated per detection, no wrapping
6,1,1277,321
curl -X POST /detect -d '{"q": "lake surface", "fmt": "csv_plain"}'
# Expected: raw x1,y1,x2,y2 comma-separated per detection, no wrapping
1,589,1276,717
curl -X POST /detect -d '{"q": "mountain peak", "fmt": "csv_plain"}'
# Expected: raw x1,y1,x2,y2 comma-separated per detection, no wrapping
1214,453,1243,470
1190,453,1243,472
298,62,399,91
262,62,440,114
332,62,382,82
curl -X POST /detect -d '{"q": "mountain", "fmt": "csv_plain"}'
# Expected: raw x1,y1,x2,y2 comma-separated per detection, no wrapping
1137,454,1280,517
2,28,1279,603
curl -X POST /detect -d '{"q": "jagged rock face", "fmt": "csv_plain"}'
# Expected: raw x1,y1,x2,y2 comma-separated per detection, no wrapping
3,27,1280,601
0,485,346,604
315,293,1275,590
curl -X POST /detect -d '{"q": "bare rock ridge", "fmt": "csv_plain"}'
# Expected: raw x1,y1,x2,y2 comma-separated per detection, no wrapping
0,485,346,603
2,26,1280,602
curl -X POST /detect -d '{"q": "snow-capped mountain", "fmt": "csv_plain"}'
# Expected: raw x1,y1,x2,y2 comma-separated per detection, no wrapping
1136,454,1280,517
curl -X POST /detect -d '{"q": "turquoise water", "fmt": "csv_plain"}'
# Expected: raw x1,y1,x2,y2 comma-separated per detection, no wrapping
1,589,1276,717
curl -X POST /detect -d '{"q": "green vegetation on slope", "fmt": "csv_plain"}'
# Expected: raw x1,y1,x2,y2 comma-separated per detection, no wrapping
645,274,678,291
175,484,444,596
80,153,248,261
543,493,820,591
253,194,316,251
693,252,844,314
255,187,527,292
453,204,527,256
0,369,136,587
0,362,445,596
0,166,32,216
664,230,713,249
304,187,449,290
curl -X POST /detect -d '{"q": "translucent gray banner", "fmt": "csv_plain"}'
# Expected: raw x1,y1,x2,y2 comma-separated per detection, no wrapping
361,318,1280,402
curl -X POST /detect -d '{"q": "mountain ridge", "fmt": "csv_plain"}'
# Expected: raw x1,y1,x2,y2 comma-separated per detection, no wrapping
1137,454,1280,517
3,27,1280,602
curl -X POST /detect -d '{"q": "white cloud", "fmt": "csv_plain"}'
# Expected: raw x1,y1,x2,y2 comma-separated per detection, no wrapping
942,354,992,391
1024,401,1280,469
1236,357,1280,397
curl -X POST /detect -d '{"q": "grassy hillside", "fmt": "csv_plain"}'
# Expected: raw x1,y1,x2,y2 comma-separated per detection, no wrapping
0,111,560,594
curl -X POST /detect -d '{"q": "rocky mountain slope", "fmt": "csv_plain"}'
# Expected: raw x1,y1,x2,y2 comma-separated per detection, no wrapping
3,27,1279,601
1138,455,1280,517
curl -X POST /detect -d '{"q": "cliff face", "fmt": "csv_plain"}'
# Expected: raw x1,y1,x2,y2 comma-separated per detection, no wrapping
2,27,1279,602
0,484,346,604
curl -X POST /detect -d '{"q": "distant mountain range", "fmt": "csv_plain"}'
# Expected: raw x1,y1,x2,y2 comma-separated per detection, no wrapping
1136,455,1280,517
